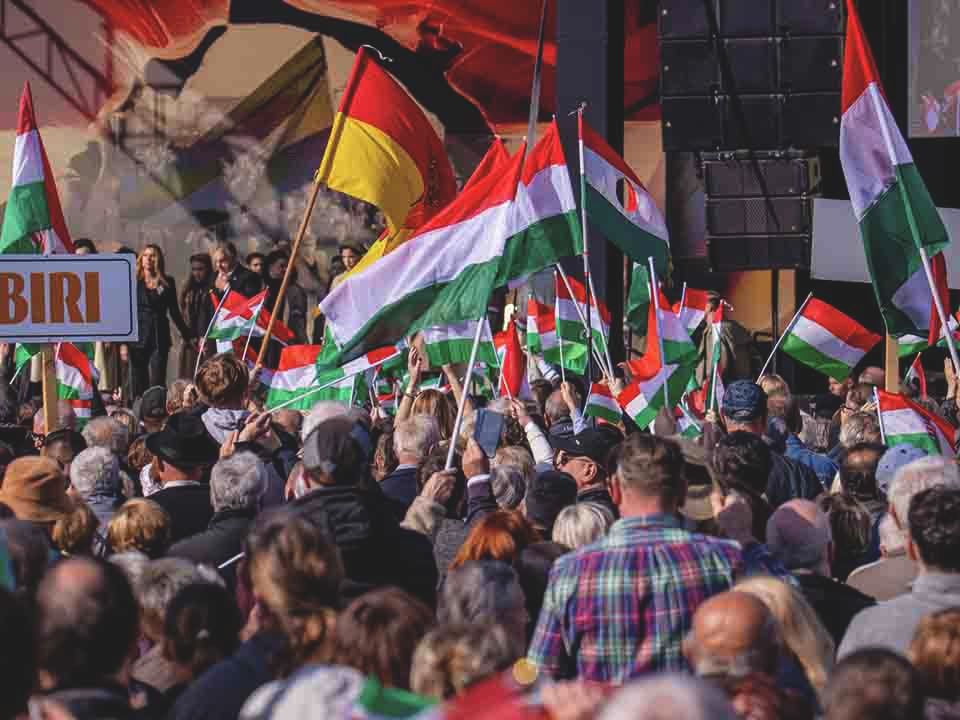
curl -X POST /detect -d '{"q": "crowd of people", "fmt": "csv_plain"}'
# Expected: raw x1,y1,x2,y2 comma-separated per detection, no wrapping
0,245,959,719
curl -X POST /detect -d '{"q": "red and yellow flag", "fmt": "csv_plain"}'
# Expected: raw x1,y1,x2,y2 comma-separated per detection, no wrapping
315,47,456,234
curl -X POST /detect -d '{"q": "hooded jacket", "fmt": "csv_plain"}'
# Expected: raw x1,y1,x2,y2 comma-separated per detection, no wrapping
292,481,438,606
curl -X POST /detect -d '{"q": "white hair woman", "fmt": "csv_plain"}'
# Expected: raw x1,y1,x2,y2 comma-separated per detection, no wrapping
551,502,615,550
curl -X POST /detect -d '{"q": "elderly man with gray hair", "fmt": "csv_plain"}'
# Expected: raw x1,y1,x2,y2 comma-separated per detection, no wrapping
600,675,738,720
167,451,266,586
69,446,125,528
847,453,960,601
381,415,440,519
766,499,874,647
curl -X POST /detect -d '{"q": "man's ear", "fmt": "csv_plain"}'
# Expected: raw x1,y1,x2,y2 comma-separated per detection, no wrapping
609,472,623,506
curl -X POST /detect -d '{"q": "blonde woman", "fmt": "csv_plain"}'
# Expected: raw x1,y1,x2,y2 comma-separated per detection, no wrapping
735,576,835,701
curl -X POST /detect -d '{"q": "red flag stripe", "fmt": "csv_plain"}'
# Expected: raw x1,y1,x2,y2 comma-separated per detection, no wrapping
800,298,882,352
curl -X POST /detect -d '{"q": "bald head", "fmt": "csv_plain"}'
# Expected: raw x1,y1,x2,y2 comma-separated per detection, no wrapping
272,409,302,438
33,400,77,434
36,557,139,688
766,499,832,574
684,591,779,679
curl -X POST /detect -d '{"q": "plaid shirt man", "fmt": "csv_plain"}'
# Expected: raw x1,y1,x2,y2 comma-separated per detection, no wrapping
527,513,743,681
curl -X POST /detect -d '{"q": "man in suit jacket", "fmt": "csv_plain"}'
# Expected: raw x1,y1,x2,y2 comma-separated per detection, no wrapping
380,415,440,520
212,240,263,300
145,412,220,543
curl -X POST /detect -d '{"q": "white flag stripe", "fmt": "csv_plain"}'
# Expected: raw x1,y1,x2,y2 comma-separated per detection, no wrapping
515,164,578,222
890,265,932,331
323,194,522,345
582,146,668,242
270,364,316,392
422,320,492,344
840,84,914,220
12,130,44,187
881,407,935,437
789,315,870,368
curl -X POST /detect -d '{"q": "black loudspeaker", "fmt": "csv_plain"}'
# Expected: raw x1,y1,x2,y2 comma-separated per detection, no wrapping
702,152,819,271
658,0,843,151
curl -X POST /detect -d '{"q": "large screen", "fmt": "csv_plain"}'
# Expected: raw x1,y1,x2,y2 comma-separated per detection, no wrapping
910,1,960,137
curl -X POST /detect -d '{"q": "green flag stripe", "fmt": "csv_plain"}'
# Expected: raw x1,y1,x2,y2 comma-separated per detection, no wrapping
584,185,669,275
493,212,581,289
886,431,941,455
0,181,49,254
860,163,948,336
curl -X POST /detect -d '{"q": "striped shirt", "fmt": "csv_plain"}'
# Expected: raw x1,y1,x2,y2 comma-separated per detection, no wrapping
527,513,743,681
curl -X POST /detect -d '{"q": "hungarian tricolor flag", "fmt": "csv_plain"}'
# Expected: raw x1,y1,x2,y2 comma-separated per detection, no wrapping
579,114,669,275
421,319,497,368
676,405,703,440
526,297,558,356
626,263,651,335
584,382,621,424
495,322,528,399
905,353,927,398
618,289,694,428
841,0,950,338
555,273,611,354
876,390,955,457
780,298,882,381
266,345,326,411
674,288,712,336
315,47,456,235
0,83,73,254
55,342,96,426
320,145,526,363
208,290,295,345
493,121,582,288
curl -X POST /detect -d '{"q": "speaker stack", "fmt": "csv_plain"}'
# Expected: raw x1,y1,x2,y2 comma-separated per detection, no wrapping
659,0,843,272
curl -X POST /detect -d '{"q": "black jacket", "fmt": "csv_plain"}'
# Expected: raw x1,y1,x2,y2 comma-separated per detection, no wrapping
577,485,619,519
292,482,438,606
380,466,419,521
166,508,255,586
39,684,139,720
168,632,283,720
215,264,262,301
795,572,876,647
148,484,214,544
135,277,192,353
766,453,823,509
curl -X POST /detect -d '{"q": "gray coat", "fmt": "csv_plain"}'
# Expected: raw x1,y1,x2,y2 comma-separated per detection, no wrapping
838,572,960,658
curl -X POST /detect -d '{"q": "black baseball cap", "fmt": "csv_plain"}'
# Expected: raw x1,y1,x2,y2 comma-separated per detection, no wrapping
552,426,623,465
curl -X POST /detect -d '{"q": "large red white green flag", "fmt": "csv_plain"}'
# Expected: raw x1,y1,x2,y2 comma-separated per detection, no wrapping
0,83,73,254
780,298,882,381
841,0,949,338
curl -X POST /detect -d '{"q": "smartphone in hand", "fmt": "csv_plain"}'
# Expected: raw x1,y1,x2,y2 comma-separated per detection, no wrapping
473,409,505,458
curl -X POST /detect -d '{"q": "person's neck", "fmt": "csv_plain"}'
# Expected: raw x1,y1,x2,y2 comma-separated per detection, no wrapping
619,496,674,519
396,454,420,467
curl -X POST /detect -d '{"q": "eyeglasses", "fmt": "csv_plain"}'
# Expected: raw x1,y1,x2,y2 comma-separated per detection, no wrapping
555,451,595,469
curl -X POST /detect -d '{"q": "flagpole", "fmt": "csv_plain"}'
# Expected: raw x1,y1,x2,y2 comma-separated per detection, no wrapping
679,282,687,319
251,179,323,386
554,264,611,375
576,105,597,385
586,273,616,381
647,256,670,410
710,323,722,412
756,292,813,381
558,331,567,384
867,87,960,382
446,314,487,470
240,298,262,367
872,386,886,444
194,285,231,379
525,0,549,150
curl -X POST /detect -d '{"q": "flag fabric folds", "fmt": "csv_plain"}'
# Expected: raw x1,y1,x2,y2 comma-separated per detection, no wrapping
266,345,326,411
617,363,694,431
555,273,611,352
493,121,582,289
1,82,73,254
421,320,497,368
673,288,711,336
496,323,528,399
780,298,882,381
876,390,955,457
579,114,669,276
625,263,651,335
905,354,928,398
840,0,949,338
584,383,621,424
526,298,558,356
314,47,456,234
207,290,295,345
55,342,96,426
319,145,526,362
